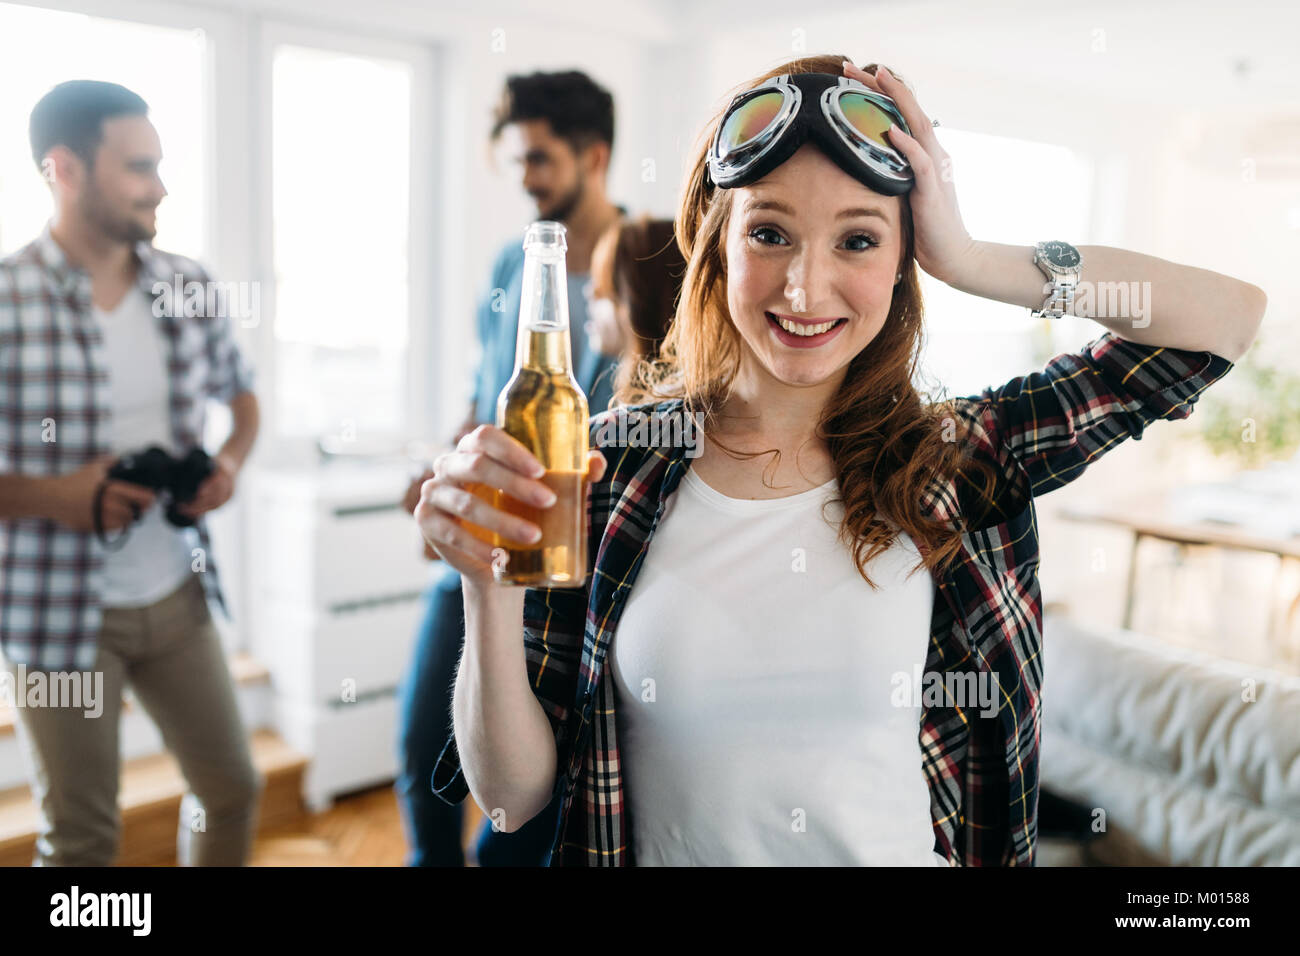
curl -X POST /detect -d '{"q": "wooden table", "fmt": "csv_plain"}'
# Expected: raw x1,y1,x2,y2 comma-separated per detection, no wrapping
1057,502,1300,640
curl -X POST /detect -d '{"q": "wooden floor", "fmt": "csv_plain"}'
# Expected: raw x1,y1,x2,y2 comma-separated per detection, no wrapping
248,783,486,867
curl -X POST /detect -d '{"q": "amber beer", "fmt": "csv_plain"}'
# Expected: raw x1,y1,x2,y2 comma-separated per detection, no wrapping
483,221,589,587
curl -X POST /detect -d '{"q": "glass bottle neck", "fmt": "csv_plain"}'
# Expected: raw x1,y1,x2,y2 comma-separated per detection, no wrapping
515,252,573,374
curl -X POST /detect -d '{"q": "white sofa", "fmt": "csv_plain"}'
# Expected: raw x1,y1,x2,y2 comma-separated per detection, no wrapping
1037,612,1300,866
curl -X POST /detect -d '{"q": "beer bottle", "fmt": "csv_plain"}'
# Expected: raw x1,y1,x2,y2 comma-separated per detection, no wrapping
484,221,589,588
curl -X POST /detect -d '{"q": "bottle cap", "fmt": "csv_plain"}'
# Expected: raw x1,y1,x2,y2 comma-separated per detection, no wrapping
523,220,567,254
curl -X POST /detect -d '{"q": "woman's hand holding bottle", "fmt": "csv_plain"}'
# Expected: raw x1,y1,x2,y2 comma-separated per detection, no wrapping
415,424,607,591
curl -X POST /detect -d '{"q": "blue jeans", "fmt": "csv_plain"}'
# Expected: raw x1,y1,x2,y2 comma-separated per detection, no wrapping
395,566,565,866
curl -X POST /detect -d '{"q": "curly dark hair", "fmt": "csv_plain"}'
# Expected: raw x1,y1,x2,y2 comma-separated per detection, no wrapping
489,70,614,155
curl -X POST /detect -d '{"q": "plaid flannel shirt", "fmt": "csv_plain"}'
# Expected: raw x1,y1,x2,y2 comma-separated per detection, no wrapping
432,331,1233,866
0,223,254,671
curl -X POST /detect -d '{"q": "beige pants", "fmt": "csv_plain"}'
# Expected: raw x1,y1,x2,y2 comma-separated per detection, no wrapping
3,573,263,866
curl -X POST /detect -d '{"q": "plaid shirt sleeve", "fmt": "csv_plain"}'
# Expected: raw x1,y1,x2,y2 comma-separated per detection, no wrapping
966,331,1234,497
432,579,587,806
192,262,255,403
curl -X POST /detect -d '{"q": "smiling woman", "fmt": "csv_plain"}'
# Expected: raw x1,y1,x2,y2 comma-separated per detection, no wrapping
729,155,900,378
623,58,994,580
428,51,1247,870
741,194,884,345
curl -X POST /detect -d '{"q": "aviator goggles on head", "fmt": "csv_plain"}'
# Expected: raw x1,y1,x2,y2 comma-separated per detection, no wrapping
706,71,915,196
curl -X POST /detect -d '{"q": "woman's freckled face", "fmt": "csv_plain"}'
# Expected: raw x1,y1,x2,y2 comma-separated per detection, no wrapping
723,143,902,389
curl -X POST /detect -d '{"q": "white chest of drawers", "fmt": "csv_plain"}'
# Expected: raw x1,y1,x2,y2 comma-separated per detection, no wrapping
245,462,434,810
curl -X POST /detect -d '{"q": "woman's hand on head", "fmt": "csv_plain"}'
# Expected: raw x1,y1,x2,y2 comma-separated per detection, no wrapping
843,61,979,288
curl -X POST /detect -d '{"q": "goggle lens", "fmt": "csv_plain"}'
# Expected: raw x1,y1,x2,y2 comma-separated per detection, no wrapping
837,91,899,149
717,90,785,154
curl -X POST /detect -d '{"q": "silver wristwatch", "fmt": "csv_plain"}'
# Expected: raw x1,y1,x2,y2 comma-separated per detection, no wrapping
1031,241,1082,319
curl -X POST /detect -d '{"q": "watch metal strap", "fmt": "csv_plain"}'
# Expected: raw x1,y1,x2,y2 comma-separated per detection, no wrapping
1031,243,1078,319
1032,277,1076,319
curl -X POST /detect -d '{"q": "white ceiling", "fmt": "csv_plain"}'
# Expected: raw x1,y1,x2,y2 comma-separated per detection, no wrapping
657,0,1300,108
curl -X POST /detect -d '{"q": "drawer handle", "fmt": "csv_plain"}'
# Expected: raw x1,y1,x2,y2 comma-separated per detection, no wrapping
332,502,404,518
327,590,425,615
326,686,397,709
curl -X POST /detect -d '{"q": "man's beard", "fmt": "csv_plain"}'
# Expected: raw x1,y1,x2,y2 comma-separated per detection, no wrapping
539,170,585,223
82,183,156,244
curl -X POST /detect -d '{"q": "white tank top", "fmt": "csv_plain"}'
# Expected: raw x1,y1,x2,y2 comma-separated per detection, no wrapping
610,466,949,866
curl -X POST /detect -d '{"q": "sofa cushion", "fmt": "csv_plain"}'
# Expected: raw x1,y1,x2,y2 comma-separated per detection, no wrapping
1040,612,1300,866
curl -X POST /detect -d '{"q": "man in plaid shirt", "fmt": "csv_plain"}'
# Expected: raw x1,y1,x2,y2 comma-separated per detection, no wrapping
0,81,261,865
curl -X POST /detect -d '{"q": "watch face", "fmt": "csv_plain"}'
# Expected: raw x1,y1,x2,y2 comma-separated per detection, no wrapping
1042,241,1080,269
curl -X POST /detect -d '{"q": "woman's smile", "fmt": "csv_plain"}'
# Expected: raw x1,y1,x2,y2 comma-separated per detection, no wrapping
765,310,849,348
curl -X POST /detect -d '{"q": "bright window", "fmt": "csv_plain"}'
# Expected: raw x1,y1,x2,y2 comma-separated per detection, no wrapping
270,43,412,440
917,127,1094,400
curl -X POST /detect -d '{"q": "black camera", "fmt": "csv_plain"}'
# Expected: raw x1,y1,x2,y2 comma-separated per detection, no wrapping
95,446,216,546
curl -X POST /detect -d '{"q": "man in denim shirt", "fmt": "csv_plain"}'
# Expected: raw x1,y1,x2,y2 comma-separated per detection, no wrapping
396,70,622,866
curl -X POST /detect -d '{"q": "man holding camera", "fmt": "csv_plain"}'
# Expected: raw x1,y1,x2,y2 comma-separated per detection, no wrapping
0,81,261,866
